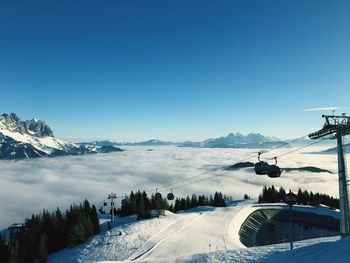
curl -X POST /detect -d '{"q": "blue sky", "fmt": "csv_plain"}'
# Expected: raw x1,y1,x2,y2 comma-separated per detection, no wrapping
0,0,349,141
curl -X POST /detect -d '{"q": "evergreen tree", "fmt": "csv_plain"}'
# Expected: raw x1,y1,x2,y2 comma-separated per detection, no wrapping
37,233,48,263
68,223,85,247
213,192,226,207
137,193,147,219
278,187,286,202
91,205,100,234
0,234,10,263
297,188,303,204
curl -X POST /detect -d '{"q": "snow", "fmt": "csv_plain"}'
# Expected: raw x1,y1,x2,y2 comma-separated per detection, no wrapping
0,115,77,154
260,236,349,263
48,201,343,263
171,236,341,263
0,122,77,154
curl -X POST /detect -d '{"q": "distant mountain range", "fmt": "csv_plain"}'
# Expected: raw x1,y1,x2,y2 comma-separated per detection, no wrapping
3,112,320,160
88,139,176,147
178,132,285,148
312,143,350,154
0,113,124,159
80,133,287,149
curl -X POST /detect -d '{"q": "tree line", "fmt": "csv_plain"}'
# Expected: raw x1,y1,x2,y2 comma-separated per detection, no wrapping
0,200,99,263
258,185,339,209
173,191,226,212
102,190,228,219
117,190,170,219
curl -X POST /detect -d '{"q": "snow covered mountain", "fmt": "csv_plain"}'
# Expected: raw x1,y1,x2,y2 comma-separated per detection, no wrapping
0,113,97,159
80,133,286,149
179,132,285,148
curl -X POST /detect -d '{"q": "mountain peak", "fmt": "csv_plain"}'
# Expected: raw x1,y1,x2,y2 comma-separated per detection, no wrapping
0,113,54,138
0,113,100,159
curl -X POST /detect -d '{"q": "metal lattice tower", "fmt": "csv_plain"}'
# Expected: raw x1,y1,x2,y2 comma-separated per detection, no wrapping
309,113,350,237
108,193,117,222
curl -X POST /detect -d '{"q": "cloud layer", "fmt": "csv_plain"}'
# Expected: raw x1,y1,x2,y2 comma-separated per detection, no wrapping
303,107,341,112
0,146,345,229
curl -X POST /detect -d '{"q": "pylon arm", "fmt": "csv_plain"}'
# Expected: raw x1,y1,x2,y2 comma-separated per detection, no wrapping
309,125,338,139
309,114,350,140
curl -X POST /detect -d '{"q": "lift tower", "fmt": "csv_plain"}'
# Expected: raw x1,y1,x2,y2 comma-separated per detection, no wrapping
108,193,117,222
309,113,350,237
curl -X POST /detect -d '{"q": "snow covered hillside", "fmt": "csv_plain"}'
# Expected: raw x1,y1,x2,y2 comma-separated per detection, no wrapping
48,200,343,263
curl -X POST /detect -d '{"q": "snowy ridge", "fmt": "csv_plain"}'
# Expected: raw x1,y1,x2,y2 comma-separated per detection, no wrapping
0,113,97,159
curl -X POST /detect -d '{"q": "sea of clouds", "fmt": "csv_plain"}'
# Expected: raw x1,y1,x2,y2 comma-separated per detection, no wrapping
0,145,344,229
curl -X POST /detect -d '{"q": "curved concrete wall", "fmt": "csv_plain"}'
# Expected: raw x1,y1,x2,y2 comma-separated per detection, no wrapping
239,208,339,247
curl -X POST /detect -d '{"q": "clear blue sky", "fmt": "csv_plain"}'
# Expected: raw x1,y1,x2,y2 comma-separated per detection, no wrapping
0,0,349,141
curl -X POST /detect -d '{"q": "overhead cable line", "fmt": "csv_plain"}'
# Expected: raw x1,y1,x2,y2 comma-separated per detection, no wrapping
156,137,328,193
147,134,309,193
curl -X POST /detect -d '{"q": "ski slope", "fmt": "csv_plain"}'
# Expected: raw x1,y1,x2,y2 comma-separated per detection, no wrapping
48,200,343,263
127,203,245,261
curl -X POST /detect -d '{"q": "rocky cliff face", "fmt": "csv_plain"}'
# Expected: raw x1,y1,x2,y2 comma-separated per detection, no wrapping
0,113,54,137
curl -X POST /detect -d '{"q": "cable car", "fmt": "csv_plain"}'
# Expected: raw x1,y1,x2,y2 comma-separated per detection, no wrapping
167,189,174,200
103,201,107,206
155,192,162,200
254,153,270,175
121,199,126,205
155,188,162,200
267,157,283,178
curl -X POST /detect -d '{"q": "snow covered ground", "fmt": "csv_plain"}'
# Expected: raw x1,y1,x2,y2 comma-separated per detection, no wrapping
48,200,343,263
0,145,346,229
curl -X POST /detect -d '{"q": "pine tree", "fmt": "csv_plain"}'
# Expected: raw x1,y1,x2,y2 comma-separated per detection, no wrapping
278,187,286,202
0,234,10,263
138,193,146,219
91,205,100,234
297,188,303,204
68,223,85,247
37,233,48,263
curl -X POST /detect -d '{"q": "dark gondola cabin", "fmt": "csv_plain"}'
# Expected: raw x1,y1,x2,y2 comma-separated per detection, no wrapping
267,157,282,178
254,152,270,175
167,192,174,200
155,192,162,200
254,162,270,175
268,165,282,178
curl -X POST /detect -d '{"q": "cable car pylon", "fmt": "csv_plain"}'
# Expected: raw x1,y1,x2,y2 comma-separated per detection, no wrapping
309,113,350,238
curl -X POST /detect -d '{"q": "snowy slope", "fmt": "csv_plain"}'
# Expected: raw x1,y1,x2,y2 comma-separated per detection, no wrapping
48,200,342,263
170,236,341,263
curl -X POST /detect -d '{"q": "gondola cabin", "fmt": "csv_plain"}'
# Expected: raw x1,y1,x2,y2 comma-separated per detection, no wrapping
268,165,282,178
155,192,162,200
267,157,282,178
254,161,270,175
254,152,270,175
167,192,174,200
